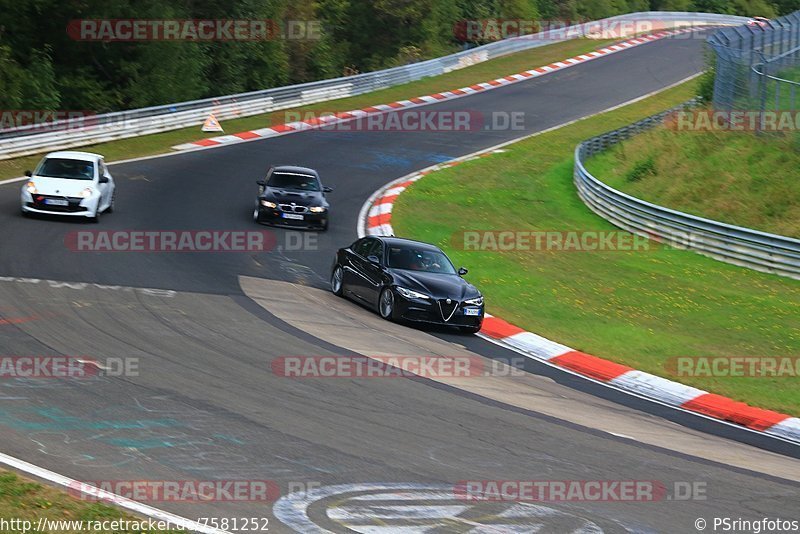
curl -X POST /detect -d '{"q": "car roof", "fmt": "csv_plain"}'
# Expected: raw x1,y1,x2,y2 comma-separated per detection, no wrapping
270,165,319,177
375,236,443,252
44,151,103,163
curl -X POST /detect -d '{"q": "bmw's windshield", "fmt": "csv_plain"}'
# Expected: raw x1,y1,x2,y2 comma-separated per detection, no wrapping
387,245,457,274
35,158,95,180
267,171,320,191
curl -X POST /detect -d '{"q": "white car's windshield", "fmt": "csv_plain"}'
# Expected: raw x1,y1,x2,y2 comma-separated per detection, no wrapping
35,158,95,180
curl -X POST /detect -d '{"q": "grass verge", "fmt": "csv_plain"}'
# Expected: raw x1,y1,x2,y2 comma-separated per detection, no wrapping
391,80,800,417
584,125,800,238
0,38,615,181
0,469,181,533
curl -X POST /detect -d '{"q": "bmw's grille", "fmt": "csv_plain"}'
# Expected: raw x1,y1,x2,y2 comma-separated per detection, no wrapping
279,204,309,213
438,299,459,322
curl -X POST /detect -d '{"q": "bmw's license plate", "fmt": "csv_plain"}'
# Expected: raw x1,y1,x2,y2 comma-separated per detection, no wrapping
44,199,69,206
463,307,481,316
282,213,304,220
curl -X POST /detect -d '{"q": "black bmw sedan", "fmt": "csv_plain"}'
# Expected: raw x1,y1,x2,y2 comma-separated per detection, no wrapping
331,236,484,333
253,165,332,230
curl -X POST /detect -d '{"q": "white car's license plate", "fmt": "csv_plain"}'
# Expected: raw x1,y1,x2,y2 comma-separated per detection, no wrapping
463,307,481,316
282,213,304,220
44,199,69,206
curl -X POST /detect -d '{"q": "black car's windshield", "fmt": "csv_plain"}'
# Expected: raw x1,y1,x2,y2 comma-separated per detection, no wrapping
35,158,95,180
267,171,320,191
387,245,457,274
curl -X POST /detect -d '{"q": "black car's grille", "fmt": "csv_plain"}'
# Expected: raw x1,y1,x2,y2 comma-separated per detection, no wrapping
279,204,309,213
437,299,459,322
29,195,87,213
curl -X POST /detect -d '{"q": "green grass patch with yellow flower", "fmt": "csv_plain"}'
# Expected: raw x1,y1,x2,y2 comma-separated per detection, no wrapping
392,80,800,416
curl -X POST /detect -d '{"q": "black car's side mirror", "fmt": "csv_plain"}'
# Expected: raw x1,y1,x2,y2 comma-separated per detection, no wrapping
458,267,468,276
24,170,32,177
367,255,381,266
256,180,267,187
323,186,333,193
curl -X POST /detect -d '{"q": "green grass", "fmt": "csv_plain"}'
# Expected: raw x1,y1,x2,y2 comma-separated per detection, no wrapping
585,123,800,238
391,81,800,417
0,470,181,532
0,38,615,181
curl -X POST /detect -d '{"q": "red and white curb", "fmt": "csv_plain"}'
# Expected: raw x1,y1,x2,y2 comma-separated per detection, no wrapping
173,27,708,152
357,152,800,446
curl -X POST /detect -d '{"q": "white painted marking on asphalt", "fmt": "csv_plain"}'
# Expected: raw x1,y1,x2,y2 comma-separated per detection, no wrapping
274,483,607,534
328,504,470,520
0,276,176,297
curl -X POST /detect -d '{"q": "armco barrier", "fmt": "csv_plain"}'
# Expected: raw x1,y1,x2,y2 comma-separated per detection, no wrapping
0,12,746,160
573,100,800,280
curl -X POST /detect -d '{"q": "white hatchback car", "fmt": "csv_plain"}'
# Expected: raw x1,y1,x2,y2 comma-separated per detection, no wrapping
21,151,115,221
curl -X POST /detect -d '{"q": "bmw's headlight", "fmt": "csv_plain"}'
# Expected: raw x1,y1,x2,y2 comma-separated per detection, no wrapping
309,206,327,213
261,200,277,208
464,296,484,306
396,287,430,300
25,181,37,194
80,187,94,199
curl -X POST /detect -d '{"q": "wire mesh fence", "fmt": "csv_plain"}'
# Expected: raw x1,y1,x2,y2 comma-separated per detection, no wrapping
709,11,800,118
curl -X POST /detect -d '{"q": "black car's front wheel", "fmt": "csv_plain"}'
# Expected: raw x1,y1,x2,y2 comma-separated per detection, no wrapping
379,288,396,321
253,207,263,224
460,325,482,335
331,266,344,296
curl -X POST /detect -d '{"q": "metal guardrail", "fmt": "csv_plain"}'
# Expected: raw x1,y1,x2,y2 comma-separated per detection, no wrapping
0,11,747,160
574,100,800,280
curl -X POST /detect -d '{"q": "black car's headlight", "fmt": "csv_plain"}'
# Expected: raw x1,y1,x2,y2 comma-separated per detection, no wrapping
261,200,277,208
396,287,430,300
309,206,327,213
464,296,484,306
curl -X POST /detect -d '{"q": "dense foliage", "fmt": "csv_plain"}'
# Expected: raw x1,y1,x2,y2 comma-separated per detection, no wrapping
0,0,796,112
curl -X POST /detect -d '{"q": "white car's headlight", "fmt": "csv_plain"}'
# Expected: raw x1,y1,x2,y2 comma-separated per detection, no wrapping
464,296,484,306
309,206,327,213
261,200,277,208
80,187,94,199
396,287,430,300
25,181,37,194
